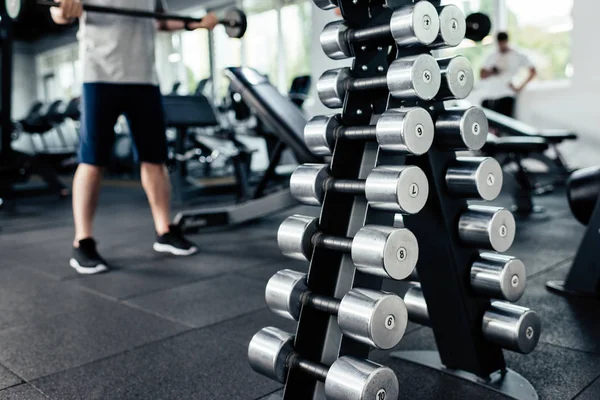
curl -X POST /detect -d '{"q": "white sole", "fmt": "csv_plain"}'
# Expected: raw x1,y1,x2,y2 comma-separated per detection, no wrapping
69,258,108,275
153,243,199,256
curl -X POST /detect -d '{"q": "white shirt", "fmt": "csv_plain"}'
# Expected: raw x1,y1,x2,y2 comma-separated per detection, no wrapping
78,0,166,84
480,48,534,100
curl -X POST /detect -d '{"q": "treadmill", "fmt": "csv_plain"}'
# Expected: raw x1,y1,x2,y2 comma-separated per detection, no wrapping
173,67,321,232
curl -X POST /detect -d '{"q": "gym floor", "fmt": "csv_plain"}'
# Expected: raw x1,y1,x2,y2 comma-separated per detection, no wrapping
0,184,599,400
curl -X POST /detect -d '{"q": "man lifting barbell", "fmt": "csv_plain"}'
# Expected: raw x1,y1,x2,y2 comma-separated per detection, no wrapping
49,0,219,274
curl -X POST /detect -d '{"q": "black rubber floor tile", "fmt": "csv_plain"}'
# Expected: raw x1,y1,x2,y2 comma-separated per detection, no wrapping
0,299,188,380
517,265,600,355
0,267,106,330
0,365,21,391
576,376,600,400
0,384,47,400
509,214,584,276
373,326,600,400
126,275,268,327
33,329,282,400
239,259,308,283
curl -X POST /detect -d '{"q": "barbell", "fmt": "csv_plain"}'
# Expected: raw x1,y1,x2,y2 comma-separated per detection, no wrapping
4,0,248,39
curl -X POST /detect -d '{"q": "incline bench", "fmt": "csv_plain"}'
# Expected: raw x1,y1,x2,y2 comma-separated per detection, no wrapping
173,67,321,232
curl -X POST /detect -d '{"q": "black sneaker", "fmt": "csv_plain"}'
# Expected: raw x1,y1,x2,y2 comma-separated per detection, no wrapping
153,225,199,256
69,238,109,275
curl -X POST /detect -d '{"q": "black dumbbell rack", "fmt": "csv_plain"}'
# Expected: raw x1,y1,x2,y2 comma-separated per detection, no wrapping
278,1,539,399
546,193,600,297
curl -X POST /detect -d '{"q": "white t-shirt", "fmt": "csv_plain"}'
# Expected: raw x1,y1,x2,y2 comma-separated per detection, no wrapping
78,0,166,85
480,48,534,100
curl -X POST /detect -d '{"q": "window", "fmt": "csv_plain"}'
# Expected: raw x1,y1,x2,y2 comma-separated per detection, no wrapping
280,1,312,90
181,30,211,94
506,0,573,80
36,44,80,101
242,1,280,86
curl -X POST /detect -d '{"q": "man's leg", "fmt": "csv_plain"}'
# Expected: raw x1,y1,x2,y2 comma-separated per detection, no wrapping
70,83,121,274
125,85,198,256
140,162,171,236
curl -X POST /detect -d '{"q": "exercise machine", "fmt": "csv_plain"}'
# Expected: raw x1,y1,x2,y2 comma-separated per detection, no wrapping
173,67,322,232
546,166,600,297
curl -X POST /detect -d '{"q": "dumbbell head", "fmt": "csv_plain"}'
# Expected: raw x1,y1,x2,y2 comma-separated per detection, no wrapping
325,357,400,400
248,326,294,383
304,115,338,156
321,21,351,60
459,206,516,253
313,0,338,10
446,157,503,201
376,108,434,155
290,164,329,206
390,1,440,46
438,56,475,100
472,253,527,302
403,284,430,326
436,107,489,150
366,166,429,214
277,215,319,261
483,302,541,354
338,288,408,350
351,226,419,280
265,269,308,321
436,5,467,48
317,68,351,109
388,55,442,101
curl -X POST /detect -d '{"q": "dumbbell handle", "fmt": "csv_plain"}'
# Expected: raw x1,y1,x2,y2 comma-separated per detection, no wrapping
301,291,341,315
336,125,378,140
324,178,367,194
287,354,329,382
347,24,392,44
347,75,389,92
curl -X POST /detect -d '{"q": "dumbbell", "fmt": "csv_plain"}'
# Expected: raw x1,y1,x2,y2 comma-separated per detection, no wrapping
431,5,467,48
249,327,400,400
459,206,516,253
304,108,434,156
404,253,526,302
318,55,441,109
435,107,489,151
446,157,503,201
266,269,408,349
404,285,540,354
278,215,418,280
290,164,429,214
437,56,475,100
320,2,440,60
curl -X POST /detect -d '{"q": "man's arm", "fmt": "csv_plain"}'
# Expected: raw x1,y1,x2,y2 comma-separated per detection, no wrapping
155,0,218,32
50,0,83,25
510,53,537,93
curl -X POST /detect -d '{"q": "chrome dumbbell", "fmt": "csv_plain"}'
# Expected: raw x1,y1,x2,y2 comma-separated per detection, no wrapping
446,157,504,201
404,253,526,302
249,326,400,400
437,56,475,100
435,107,489,151
318,55,441,108
278,215,418,280
404,285,541,354
304,108,434,156
290,164,429,214
432,4,467,48
266,270,408,349
459,206,516,253
320,2,440,60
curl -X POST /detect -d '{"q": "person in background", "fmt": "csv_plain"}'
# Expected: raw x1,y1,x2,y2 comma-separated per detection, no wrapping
51,0,218,274
480,32,537,117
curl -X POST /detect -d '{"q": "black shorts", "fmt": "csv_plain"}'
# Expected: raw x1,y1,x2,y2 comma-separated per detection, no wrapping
79,83,168,166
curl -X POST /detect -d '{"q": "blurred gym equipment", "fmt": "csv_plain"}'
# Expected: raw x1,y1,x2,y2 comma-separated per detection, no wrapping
546,166,600,297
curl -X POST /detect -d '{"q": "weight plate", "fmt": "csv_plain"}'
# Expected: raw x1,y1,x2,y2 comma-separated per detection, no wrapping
466,12,492,42
5,0,23,20
223,8,247,39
